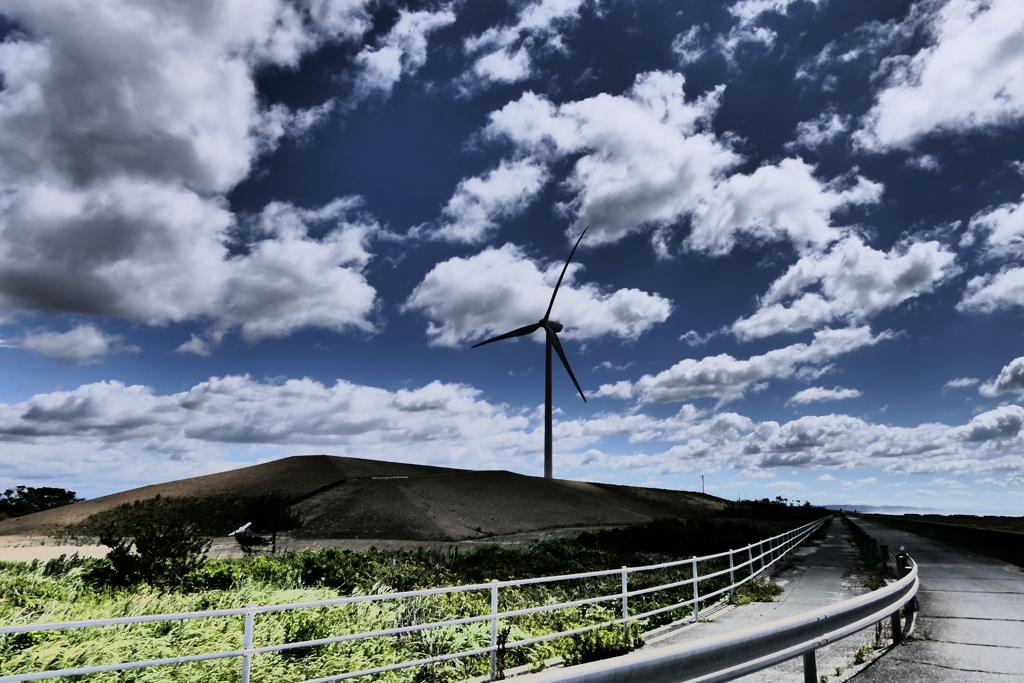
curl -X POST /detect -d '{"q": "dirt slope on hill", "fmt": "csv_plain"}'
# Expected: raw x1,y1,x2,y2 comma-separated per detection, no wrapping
0,455,720,541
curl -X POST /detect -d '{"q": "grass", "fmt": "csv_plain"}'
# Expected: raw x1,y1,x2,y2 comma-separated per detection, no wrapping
2,510,827,682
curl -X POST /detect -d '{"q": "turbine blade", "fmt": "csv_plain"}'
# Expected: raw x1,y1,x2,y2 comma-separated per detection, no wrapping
543,226,589,322
547,326,587,402
471,322,542,348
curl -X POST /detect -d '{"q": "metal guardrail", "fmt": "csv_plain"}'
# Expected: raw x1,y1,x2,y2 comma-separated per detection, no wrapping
508,555,919,683
0,517,828,683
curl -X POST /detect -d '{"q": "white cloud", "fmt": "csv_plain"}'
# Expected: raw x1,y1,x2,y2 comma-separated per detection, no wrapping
402,243,672,347
928,477,967,488
788,109,850,150
485,72,733,245
961,193,1024,258
958,267,1024,314
787,386,861,405
484,72,876,255
461,0,590,90
428,159,549,243
0,0,383,350
613,326,889,404
591,381,634,400
680,330,716,346
718,0,826,62
16,324,139,366
353,7,456,100
950,405,1024,441
942,377,979,391
671,25,707,66
686,160,881,257
841,476,877,490
906,154,940,171
816,473,836,481
732,236,957,340
855,0,1024,151
5,375,1024,495
0,374,536,495
979,357,1024,398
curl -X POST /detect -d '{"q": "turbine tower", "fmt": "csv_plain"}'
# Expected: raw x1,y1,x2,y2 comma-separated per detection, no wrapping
472,227,589,479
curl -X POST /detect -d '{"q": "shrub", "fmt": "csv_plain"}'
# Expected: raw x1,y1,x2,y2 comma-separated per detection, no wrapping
86,518,211,589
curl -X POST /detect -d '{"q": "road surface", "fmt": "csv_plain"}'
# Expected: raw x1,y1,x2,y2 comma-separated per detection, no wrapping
851,518,1024,682
645,518,877,681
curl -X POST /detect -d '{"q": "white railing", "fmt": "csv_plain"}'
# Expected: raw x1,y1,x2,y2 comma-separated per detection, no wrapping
0,517,828,683
509,554,919,683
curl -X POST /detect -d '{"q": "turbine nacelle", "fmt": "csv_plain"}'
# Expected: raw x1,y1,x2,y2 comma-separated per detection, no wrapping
547,320,563,333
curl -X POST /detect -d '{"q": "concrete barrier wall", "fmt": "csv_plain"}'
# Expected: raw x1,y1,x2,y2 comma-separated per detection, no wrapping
863,515,1024,568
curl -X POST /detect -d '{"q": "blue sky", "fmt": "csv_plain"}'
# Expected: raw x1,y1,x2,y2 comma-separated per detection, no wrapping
1,0,1024,513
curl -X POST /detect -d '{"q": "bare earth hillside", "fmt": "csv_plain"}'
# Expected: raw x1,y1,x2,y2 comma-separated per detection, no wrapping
0,455,723,542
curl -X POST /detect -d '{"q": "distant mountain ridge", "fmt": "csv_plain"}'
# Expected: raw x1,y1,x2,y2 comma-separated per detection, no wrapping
0,455,729,541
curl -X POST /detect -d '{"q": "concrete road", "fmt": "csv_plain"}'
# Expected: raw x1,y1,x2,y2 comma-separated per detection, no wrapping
851,518,1024,682
644,518,877,681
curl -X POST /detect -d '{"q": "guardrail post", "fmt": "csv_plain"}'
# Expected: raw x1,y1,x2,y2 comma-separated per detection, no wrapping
728,550,736,604
802,650,817,683
759,540,765,571
692,556,699,623
241,603,255,683
891,608,903,644
490,580,499,681
748,545,754,579
621,566,629,642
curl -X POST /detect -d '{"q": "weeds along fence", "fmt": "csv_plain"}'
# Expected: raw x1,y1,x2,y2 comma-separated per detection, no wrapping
0,517,828,683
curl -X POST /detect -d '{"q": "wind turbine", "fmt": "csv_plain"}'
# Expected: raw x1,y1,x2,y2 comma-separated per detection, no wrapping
472,227,589,479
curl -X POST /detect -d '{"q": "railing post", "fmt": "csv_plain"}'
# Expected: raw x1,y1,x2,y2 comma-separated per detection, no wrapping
490,580,499,681
759,540,765,571
891,608,903,644
748,545,754,580
692,556,699,623
803,650,817,683
241,603,255,683
728,549,736,604
621,566,629,642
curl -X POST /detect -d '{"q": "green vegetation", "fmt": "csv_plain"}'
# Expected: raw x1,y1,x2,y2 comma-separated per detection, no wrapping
0,486,81,520
1,501,826,682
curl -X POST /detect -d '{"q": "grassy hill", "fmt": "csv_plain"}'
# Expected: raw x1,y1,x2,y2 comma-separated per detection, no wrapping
0,455,730,542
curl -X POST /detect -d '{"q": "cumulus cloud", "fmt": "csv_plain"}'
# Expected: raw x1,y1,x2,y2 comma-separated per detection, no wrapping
604,326,889,404
841,476,877,490
15,324,139,366
461,0,590,90
0,0,384,350
485,72,733,245
960,193,1024,258
686,160,882,257
483,72,876,254
958,267,1024,314
979,357,1024,397
787,386,861,405
427,159,549,243
855,0,1024,151
353,6,456,100
4,374,1024,493
787,109,850,150
732,236,957,340
950,405,1024,441
402,243,672,346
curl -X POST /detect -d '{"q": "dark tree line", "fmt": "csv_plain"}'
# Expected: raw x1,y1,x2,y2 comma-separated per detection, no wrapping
0,486,82,519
